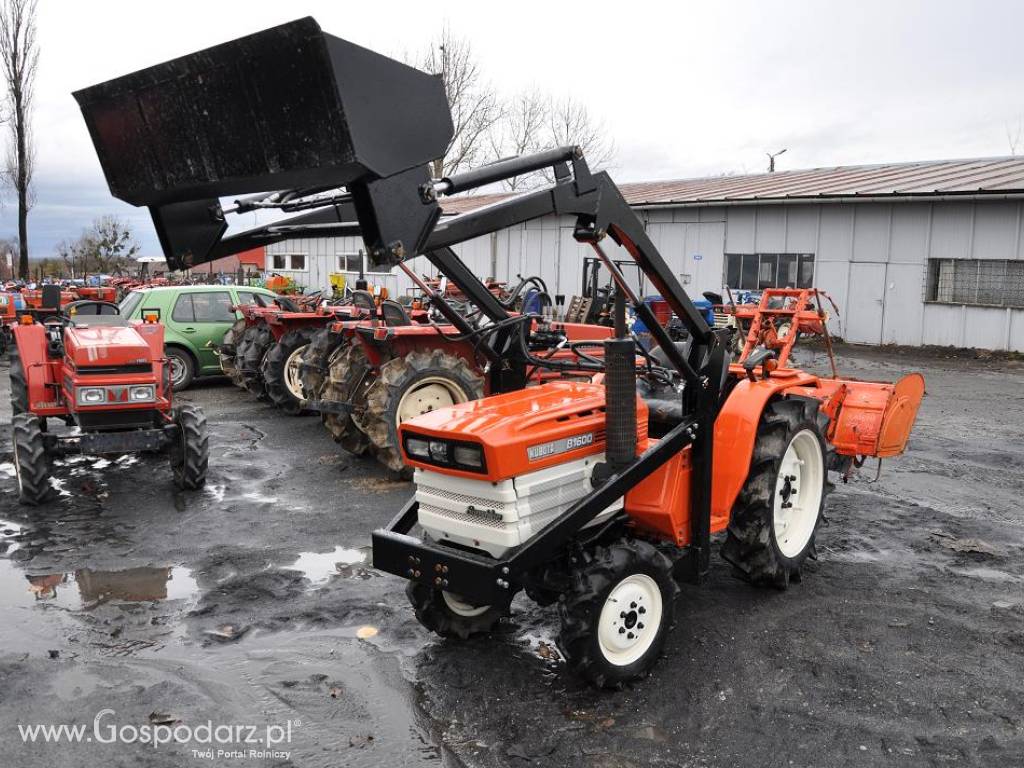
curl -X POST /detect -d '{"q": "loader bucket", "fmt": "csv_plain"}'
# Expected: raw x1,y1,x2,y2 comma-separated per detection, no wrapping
73,17,453,269
829,373,925,459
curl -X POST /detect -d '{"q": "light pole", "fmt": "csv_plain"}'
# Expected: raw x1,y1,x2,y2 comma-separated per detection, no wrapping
767,148,788,173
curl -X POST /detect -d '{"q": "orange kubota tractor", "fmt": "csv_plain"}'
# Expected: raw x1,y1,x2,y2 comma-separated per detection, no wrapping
75,19,924,687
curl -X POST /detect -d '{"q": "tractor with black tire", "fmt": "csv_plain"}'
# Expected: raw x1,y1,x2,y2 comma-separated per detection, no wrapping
75,18,924,688
7,296,208,505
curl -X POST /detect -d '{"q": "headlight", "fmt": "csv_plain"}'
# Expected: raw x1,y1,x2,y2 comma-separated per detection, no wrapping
77,387,106,405
129,385,155,402
404,434,485,472
428,440,449,462
453,444,483,468
406,437,429,458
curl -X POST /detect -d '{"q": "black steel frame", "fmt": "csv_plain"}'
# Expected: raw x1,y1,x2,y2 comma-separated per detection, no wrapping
370,147,729,598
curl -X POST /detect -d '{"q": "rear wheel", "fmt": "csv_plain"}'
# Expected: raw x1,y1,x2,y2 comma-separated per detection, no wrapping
240,325,273,400
300,327,348,400
557,539,677,688
9,344,28,414
321,343,374,456
356,350,483,476
12,413,53,506
166,347,195,391
721,397,831,588
264,327,316,415
169,404,209,490
406,581,508,639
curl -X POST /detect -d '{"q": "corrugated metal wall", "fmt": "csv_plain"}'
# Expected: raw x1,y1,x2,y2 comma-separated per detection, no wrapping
267,198,1024,352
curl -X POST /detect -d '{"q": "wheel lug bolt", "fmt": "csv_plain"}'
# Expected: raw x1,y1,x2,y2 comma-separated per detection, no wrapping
638,623,644,629
638,607,646,614
619,627,625,634
630,602,637,609
627,632,635,640
620,611,626,619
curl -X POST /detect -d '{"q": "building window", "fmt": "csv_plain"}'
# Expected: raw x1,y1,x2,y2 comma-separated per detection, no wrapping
725,253,814,290
271,254,306,271
337,251,393,276
926,258,1024,308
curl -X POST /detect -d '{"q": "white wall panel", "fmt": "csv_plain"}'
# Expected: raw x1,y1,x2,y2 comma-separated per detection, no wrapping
928,202,972,260
852,205,890,262
754,207,786,252
971,202,1019,261
889,204,930,264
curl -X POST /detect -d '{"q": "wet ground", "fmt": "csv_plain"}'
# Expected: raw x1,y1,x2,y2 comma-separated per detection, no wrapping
0,346,1022,767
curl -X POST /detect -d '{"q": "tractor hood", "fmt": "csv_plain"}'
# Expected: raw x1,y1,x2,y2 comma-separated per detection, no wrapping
64,324,155,369
398,381,649,482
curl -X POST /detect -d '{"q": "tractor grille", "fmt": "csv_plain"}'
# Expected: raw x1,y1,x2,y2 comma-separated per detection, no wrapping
417,485,516,517
75,364,153,375
418,502,508,529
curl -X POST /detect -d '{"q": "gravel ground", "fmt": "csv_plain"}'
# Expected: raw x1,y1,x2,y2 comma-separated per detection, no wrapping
0,345,1021,767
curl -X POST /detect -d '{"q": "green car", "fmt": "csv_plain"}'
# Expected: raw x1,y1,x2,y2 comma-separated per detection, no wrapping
119,285,279,390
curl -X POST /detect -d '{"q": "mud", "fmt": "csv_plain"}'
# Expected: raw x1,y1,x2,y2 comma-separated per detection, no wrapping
0,346,1021,767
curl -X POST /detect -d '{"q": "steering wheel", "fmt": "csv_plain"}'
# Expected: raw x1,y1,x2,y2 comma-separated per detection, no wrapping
63,300,121,318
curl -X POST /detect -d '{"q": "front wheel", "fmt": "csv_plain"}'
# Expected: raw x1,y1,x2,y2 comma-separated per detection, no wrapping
169,404,209,490
721,397,831,588
557,539,678,689
406,581,509,639
263,327,316,415
12,413,53,506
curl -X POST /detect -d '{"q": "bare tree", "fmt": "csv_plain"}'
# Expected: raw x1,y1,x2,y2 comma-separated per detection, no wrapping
0,0,38,279
489,89,550,191
546,97,615,175
415,27,500,178
1007,116,1023,157
56,216,140,276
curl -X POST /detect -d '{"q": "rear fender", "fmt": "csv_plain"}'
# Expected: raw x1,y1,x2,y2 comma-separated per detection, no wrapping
12,323,63,412
711,372,818,529
131,321,168,400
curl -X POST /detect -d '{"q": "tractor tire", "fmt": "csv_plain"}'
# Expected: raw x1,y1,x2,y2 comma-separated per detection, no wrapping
10,344,28,415
557,539,678,689
169,403,209,490
230,326,255,388
406,581,509,640
356,350,484,476
12,413,53,506
264,327,317,416
240,325,273,401
299,327,348,400
219,318,247,384
721,397,832,589
321,343,374,456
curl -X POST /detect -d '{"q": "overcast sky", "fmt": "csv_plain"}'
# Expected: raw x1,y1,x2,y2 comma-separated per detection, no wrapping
2,0,1022,257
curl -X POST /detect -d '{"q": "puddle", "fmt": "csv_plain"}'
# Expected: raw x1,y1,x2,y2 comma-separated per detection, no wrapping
0,560,200,611
285,545,371,584
205,483,227,503
242,492,279,505
946,566,1022,584
0,462,15,478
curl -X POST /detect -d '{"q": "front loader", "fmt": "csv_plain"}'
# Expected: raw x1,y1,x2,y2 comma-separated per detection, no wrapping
76,18,924,687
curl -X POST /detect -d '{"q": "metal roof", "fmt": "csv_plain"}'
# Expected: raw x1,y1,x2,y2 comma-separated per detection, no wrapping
440,156,1024,214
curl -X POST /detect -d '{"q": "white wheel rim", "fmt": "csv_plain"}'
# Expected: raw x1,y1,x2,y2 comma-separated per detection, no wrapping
284,345,308,399
442,591,490,618
773,429,825,558
597,573,663,667
395,377,467,426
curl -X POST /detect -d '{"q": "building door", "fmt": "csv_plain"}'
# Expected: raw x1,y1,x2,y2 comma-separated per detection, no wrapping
845,262,887,344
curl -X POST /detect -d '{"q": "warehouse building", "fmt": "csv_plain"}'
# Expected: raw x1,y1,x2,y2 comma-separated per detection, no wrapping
266,156,1024,352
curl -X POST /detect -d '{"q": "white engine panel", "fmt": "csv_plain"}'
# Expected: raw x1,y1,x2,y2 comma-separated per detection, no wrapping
416,454,623,558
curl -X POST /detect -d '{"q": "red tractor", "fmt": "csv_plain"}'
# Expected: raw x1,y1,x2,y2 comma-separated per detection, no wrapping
8,291,208,505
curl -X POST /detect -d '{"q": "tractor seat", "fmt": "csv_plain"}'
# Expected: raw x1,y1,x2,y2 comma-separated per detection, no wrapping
380,299,412,326
648,339,692,368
